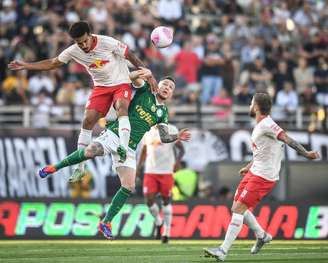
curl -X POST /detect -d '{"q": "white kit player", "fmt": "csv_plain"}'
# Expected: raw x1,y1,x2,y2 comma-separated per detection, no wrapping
204,92,320,261
8,21,157,182
137,124,185,243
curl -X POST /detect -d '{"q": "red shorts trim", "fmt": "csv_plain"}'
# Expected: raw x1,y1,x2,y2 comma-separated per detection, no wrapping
85,83,132,116
234,171,276,209
143,173,174,197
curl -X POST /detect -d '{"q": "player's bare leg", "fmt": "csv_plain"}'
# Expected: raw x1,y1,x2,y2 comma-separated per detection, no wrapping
70,109,102,183
204,201,248,261
114,98,131,163
146,193,163,240
244,210,272,254
99,167,135,240
161,196,172,244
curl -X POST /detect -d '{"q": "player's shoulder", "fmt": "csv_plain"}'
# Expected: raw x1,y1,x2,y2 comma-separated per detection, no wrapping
97,34,118,44
258,115,276,127
63,43,79,53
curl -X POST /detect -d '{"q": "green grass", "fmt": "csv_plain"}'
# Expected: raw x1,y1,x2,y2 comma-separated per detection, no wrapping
0,240,327,263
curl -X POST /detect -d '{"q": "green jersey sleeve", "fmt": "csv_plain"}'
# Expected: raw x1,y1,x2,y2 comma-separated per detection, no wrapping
133,80,150,93
158,106,169,124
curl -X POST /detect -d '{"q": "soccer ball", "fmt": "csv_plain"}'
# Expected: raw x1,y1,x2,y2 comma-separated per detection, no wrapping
150,26,174,48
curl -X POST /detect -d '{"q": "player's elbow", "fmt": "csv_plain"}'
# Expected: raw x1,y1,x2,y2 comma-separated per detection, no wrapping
159,136,170,144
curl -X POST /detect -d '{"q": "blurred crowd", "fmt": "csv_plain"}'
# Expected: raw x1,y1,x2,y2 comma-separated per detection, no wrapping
1,0,328,129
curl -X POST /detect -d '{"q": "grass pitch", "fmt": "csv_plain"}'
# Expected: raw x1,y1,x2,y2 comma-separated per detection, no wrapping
0,240,327,263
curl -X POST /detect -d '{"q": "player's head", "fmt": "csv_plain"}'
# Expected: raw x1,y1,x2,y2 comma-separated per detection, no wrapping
250,92,272,117
158,76,176,100
68,21,93,53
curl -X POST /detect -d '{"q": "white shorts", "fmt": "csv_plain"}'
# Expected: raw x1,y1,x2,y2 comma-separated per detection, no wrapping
94,130,136,171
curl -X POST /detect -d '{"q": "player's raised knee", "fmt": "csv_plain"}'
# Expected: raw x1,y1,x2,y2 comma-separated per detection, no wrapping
122,182,135,192
84,143,104,158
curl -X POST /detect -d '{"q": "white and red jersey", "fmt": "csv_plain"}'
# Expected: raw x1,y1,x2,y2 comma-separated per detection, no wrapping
249,115,284,181
58,34,131,87
143,125,178,174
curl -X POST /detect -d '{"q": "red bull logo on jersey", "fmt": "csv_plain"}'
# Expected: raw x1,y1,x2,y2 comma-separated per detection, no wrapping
88,59,109,69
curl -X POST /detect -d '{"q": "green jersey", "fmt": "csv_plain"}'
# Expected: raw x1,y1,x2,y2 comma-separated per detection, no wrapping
106,81,169,150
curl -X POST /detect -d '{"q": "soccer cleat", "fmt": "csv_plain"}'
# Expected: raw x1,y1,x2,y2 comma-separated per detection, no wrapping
251,232,272,254
39,165,57,178
161,236,169,244
203,247,227,261
154,224,163,240
117,145,127,163
68,167,85,183
98,221,113,240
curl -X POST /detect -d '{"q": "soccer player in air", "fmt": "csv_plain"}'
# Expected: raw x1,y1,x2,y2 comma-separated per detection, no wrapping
38,68,191,240
136,124,185,243
204,92,320,261
8,21,157,182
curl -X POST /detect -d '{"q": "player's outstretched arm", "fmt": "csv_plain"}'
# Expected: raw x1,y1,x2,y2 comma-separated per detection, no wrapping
278,132,320,160
158,124,191,143
129,68,151,87
8,57,64,71
126,50,158,92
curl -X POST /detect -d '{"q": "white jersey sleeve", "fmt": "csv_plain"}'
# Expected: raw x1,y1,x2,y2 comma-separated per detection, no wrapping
103,36,128,58
264,120,284,138
58,45,75,64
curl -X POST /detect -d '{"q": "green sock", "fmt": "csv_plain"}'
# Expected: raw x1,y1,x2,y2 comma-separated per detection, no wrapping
103,187,132,223
54,149,88,170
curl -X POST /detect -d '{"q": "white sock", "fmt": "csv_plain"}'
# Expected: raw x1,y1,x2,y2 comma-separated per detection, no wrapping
162,204,172,237
118,116,131,150
77,128,92,171
243,210,265,238
149,203,162,226
221,213,244,253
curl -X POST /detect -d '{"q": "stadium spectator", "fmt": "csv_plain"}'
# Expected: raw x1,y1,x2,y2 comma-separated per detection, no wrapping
211,88,232,119
273,60,294,95
300,85,317,116
240,38,264,68
2,70,29,105
200,34,224,104
315,57,328,106
293,57,314,94
30,89,54,128
28,73,55,100
157,0,183,26
235,83,252,105
274,82,298,120
249,57,272,92
174,41,201,84
56,77,77,105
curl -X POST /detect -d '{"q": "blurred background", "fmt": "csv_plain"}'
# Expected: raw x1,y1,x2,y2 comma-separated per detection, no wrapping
0,0,327,240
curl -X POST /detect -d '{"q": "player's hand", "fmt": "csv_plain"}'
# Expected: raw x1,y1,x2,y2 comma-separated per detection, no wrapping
178,128,191,142
306,151,320,160
239,167,248,177
137,67,152,79
8,60,27,70
173,161,181,172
